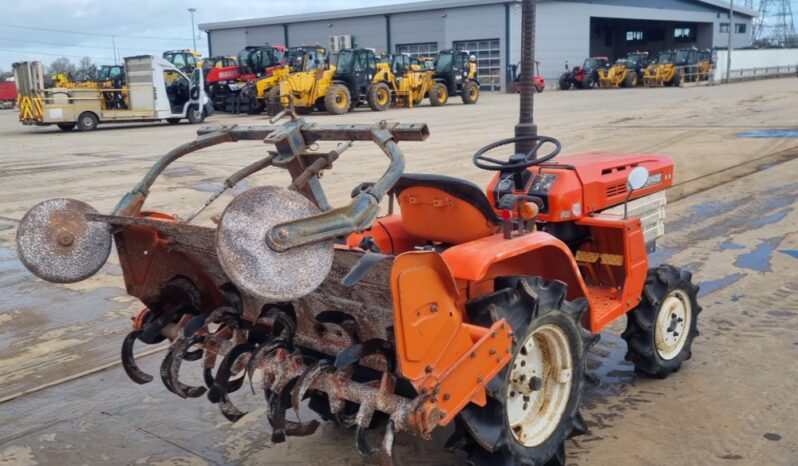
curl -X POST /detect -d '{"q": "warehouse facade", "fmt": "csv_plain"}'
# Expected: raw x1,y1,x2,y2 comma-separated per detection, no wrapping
199,0,756,90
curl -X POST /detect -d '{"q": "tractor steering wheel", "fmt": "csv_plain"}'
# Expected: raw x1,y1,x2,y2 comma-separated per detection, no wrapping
473,135,562,172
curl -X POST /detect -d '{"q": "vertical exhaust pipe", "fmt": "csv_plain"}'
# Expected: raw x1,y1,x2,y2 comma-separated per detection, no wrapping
515,0,538,157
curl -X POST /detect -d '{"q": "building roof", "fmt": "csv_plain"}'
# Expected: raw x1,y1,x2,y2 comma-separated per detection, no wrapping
199,0,756,31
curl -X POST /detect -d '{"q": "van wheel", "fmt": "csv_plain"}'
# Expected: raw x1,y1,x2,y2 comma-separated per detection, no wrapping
166,118,181,125
77,112,98,131
57,123,76,131
187,106,205,124
429,83,448,106
367,82,391,112
461,81,479,104
324,84,351,115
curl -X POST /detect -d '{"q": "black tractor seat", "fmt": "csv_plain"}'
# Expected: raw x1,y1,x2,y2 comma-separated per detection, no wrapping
391,173,501,223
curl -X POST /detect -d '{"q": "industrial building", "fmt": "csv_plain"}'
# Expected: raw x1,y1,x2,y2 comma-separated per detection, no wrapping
199,0,756,90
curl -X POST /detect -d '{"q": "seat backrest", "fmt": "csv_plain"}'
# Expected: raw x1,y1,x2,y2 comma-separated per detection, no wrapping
393,174,500,245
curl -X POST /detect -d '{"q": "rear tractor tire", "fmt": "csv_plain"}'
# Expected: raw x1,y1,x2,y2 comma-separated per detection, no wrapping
367,82,391,111
429,82,448,107
462,81,480,104
622,265,701,378
324,84,351,115
454,276,598,466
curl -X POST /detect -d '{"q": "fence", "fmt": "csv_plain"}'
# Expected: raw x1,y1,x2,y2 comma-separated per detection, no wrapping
714,49,798,83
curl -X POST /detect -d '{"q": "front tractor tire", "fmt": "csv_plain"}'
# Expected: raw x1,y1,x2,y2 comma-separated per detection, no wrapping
367,82,391,111
462,81,480,104
455,277,598,466
558,75,570,90
324,84,351,115
622,265,701,378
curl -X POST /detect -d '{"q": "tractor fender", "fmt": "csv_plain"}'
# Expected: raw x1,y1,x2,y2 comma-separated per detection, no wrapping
468,78,481,87
441,231,590,302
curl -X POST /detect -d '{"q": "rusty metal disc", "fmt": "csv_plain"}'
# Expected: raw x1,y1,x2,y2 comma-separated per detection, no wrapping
16,198,112,283
216,186,333,302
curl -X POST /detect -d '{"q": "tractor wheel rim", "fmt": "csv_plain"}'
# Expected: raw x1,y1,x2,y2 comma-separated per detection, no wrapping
469,86,478,99
378,89,389,105
439,88,447,102
506,324,573,447
82,116,93,126
336,92,347,108
655,290,691,360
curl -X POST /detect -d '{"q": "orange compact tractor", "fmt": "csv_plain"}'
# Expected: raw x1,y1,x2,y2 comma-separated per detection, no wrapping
16,1,699,465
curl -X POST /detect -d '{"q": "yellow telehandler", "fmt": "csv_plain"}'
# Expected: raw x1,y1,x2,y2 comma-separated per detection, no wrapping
643,51,684,87
598,52,649,88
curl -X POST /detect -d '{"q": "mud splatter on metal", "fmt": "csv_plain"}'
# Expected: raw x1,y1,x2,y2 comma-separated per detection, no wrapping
216,186,334,302
16,198,112,283
734,237,784,272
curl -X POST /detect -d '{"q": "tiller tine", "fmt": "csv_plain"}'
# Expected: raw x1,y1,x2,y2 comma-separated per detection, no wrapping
121,330,153,385
356,420,396,466
159,334,207,399
208,343,254,404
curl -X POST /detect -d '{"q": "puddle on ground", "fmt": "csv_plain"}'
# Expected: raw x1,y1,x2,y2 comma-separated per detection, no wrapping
734,236,784,272
779,249,798,260
192,181,223,192
163,166,198,177
748,208,791,229
718,240,746,251
737,129,798,138
698,273,746,297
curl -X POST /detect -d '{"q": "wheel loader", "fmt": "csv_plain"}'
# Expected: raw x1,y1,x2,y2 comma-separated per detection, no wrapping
643,50,684,87
16,1,701,465
598,52,649,88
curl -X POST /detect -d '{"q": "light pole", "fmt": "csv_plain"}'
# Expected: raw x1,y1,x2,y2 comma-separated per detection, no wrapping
726,0,733,83
188,8,197,52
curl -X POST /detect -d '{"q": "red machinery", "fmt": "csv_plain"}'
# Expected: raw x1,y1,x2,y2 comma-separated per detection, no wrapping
207,44,286,111
0,81,16,108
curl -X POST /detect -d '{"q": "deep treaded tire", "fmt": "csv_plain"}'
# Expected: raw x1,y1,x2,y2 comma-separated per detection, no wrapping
429,83,448,106
367,82,391,111
622,265,701,378
324,84,351,115
558,75,570,90
462,81,479,104
452,276,599,466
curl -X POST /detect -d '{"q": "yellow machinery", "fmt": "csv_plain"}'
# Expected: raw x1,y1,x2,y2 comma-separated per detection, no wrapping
598,52,648,88
696,50,715,81
373,53,436,108
276,52,337,115
643,51,683,87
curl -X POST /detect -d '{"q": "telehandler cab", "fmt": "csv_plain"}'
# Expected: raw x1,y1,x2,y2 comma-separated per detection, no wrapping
16,1,700,465
643,50,684,87
429,49,480,106
598,52,649,88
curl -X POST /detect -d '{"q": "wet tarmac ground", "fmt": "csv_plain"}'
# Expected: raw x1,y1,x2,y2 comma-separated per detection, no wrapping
1,81,797,465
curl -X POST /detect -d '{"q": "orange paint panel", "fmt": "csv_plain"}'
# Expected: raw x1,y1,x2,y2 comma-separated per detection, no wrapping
398,187,497,244
346,214,420,254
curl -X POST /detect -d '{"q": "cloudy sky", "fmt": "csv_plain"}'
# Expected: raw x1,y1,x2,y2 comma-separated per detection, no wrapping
0,0,399,71
1,0,796,72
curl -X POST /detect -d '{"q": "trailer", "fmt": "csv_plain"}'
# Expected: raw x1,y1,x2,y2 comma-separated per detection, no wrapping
0,81,15,109
13,55,212,131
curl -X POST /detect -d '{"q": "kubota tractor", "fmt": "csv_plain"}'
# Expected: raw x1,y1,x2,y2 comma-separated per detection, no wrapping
16,1,700,465
643,50,684,87
558,57,608,90
598,52,649,88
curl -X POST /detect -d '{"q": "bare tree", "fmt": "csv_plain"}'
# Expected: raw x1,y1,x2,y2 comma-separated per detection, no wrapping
47,57,76,77
76,56,98,80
